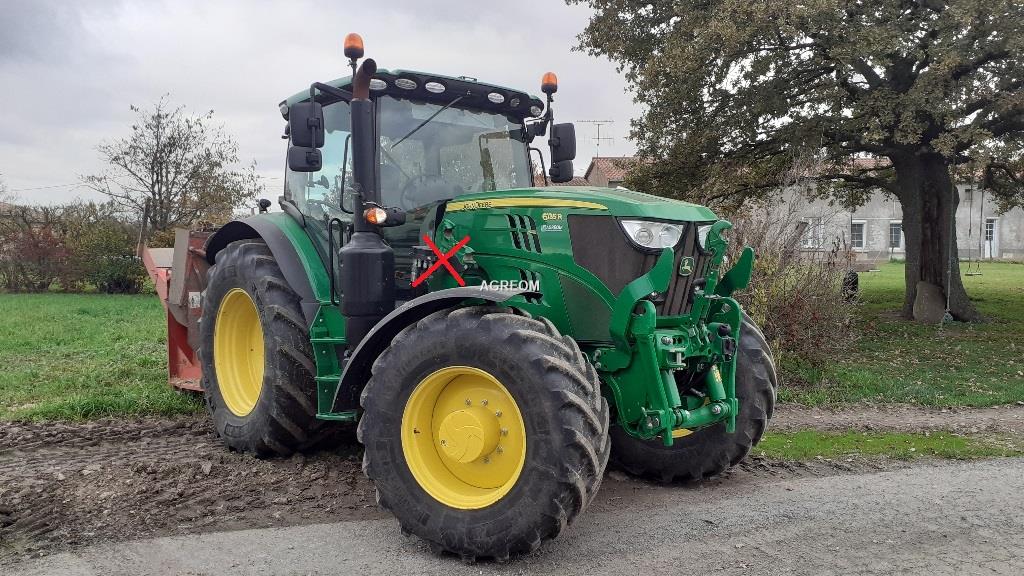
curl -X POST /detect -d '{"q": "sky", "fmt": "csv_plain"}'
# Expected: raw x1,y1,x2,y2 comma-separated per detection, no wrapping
0,0,640,206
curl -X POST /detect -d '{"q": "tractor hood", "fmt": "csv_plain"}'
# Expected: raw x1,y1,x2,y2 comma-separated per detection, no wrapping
443,186,718,222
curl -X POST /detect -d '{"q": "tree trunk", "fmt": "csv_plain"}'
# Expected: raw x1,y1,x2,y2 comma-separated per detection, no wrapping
894,153,981,322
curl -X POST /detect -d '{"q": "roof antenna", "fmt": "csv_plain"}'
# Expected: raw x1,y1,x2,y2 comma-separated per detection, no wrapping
577,120,614,159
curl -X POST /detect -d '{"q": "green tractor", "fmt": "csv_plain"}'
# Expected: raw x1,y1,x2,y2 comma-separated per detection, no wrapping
162,34,776,560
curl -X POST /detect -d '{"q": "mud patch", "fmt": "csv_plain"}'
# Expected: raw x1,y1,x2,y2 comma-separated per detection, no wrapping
2,405,989,565
0,416,381,564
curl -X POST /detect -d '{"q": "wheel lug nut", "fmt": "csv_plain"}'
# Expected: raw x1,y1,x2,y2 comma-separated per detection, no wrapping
501,428,508,436
496,446,503,454
465,399,471,406
481,399,488,406
495,410,502,417
483,456,490,464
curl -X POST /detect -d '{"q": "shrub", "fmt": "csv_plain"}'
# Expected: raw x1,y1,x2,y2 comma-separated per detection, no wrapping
725,196,859,384
0,204,72,292
0,200,145,294
64,203,146,294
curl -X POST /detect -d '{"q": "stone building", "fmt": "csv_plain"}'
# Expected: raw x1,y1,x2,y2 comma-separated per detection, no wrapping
779,183,1023,263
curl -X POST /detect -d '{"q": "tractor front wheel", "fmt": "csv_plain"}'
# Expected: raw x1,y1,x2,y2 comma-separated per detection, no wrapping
199,239,330,456
358,306,610,561
609,314,777,482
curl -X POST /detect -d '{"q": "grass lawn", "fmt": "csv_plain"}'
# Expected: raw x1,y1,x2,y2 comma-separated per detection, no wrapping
758,431,1023,461
1,261,1021,422
782,261,1024,407
0,293,201,421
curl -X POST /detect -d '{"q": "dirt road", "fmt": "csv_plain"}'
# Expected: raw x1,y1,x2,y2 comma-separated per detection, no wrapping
0,416,380,561
4,405,1024,573
8,458,1024,575
773,402,1024,434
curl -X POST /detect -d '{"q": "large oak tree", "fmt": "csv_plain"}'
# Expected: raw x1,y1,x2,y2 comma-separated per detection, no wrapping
573,0,1024,321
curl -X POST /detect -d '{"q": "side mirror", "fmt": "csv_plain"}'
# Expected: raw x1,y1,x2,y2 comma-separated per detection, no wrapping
288,101,324,148
549,122,576,164
288,146,322,172
549,159,574,183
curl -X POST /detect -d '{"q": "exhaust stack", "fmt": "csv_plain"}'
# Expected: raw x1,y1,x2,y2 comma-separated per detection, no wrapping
339,52,395,351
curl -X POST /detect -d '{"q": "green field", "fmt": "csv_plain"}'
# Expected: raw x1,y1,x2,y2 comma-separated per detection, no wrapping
782,261,1024,407
0,294,201,420
1,261,1021,421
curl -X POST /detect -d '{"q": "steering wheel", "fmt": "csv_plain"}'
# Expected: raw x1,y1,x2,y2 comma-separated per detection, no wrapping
399,174,454,210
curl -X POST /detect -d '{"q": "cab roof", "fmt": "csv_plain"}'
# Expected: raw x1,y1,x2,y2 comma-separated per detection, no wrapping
280,68,545,120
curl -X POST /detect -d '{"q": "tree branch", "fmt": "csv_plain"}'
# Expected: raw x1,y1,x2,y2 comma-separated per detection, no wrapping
819,172,900,195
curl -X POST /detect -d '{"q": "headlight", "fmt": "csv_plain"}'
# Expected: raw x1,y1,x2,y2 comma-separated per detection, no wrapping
620,220,684,249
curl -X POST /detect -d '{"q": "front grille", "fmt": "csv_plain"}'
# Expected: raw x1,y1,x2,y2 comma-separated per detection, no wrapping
506,214,542,253
568,215,710,316
656,224,712,316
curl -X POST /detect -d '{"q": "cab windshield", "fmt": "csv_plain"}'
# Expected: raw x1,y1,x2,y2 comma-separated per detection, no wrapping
377,95,532,211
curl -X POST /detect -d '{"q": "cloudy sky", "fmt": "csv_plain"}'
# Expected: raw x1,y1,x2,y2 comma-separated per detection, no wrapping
0,0,640,206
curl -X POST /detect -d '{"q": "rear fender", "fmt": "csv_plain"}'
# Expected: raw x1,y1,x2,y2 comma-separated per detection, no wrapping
330,286,538,411
204,215,321,325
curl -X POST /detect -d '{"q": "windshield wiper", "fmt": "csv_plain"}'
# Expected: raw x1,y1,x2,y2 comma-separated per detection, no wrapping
390,94,466,149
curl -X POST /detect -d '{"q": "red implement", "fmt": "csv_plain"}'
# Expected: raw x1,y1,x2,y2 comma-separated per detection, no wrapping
139,228,212,392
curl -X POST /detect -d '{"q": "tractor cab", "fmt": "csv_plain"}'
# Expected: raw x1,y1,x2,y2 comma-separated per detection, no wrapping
279,70,555,298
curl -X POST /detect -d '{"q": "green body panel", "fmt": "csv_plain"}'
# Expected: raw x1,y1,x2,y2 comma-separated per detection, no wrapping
421,188,750,445
258,214,356,423
252,185,754,442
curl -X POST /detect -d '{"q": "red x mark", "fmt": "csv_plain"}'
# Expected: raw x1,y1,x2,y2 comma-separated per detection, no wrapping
412,234,471,287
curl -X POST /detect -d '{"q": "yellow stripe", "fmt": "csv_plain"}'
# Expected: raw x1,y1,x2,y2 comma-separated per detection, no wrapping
446,198,608,212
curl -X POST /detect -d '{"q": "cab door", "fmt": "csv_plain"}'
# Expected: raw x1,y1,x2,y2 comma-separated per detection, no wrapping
283,100,354,281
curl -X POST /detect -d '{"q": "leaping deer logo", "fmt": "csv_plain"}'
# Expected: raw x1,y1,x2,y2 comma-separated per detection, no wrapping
679,256,695,277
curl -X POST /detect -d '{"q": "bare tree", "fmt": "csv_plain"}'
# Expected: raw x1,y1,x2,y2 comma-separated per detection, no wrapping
83,97,262,239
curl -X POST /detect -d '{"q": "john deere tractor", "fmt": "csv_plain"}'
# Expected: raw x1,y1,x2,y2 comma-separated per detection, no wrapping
182,34,776,560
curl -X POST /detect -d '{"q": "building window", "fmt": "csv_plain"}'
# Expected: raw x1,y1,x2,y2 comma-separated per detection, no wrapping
850,221,866,250
801,217,823,249
985,218,996,242
889,221,903,249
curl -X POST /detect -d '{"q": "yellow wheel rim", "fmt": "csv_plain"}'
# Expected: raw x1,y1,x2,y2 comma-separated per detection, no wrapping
401,366,527,510
213,288,265,417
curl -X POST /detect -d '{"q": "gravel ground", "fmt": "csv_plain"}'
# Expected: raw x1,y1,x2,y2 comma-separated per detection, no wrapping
773,402,1024,434
3,404,1023,572
8,458,1024,576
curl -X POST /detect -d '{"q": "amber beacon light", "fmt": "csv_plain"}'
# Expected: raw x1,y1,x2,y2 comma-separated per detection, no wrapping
344,33,365,59
541,71,558,94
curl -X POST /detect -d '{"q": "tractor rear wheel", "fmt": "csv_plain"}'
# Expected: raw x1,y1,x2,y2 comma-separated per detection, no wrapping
199,239,329,456
358,306,610,561
609,314,777,482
